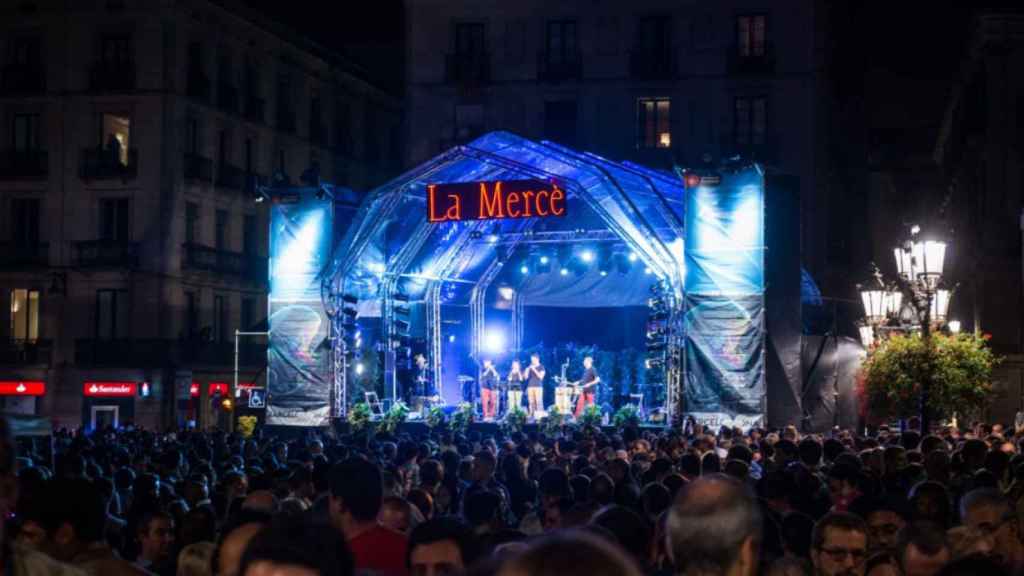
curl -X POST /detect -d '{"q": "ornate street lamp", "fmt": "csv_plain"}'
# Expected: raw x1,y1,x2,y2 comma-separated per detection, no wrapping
858,324,875,349
948,319,961,335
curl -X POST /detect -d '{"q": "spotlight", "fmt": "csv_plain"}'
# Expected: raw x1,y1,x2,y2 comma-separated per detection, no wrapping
448,334,456,343
520,265,529,275
540,255,550,265
486,234,499,243
628,253,638,262
580,250,595,263
354,363,364,375
498,286,515,300
560,268,569,276
600,270,608,277
644,267,652,275
484,330,506,353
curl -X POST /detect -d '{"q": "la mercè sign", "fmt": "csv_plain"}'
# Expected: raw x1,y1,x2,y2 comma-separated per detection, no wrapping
427,180,567,222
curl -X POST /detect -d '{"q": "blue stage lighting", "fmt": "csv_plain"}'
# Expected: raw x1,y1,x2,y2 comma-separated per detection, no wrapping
520,265,529,275
484,330,505,353
355,363,364,375
539,255,550,265
600,270,608,277
628,252,638,262
486,234,499,243
644,267,652,275
581,249,595,263
560,267,569,276
448,334,456,343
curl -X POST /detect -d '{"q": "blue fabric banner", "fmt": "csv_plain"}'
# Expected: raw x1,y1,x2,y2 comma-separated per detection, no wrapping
267,195,333,427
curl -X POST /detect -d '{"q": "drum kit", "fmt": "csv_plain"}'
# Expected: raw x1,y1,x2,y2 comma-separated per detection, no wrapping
553,376,582,413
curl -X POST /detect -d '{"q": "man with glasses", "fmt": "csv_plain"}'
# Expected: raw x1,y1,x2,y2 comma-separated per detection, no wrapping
960,488,1024,573
810,513,869,576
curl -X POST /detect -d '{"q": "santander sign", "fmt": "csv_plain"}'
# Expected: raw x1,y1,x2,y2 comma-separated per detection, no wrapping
83,382,137,397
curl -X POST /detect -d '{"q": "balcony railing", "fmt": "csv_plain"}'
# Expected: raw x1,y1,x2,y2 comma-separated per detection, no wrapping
187,68,210,100
245,95,265,123
537,52,582,82
1,63,45,94
629,50,675,80
75,339,169,367
445,52,491,85
75,240,139,268
0,242,48,268
217,83,238,112
182,242,267,282
215,162,243,190
0,340,52,366
0,149,48,180
80,147,138,180
727,45,776,75
89,61,136,92
183,152,213,182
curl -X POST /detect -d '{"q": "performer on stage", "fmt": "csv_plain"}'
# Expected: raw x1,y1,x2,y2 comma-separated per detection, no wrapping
506,360,524,416
480,359,499,420
574,356,601,418
414,354,433,397
526,353,545,417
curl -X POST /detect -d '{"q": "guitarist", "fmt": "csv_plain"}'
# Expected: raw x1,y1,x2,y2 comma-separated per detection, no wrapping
573,356,601,418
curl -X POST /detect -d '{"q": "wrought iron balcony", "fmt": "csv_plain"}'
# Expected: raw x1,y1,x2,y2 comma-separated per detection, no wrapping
217,83,239,112
0,339,52,366
75,338,169,367
183,152,213,182
89,61,136,91
538,52,582,83
80,147,137,180
727,45,776,76
629,50,675,80
75,240,139,268
445,52,491,85
1,63,45,94
0,149,47,180
182,242,266,283
0,242,48,268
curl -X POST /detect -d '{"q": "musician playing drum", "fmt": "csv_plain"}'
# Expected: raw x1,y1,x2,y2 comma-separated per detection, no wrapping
574,356,601,418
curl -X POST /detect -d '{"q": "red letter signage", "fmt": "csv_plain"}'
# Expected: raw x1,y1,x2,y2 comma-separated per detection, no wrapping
83,382,138,397
426,179,567,223
0,381,46,396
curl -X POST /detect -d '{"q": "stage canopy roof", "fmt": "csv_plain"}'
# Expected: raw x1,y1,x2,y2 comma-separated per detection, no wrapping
326,132,688,309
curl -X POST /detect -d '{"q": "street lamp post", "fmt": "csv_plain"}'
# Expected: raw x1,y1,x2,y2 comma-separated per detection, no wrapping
859,226,951,434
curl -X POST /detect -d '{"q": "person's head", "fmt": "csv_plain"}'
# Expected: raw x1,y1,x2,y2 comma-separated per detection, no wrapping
484,359,493,369
497,529,642,576
420,459,444,488
512,360,521,370
329,457,383,532
464,490,502,531
215,513,271,576
591,505,652,569
767,556,813,576
811,513,868,576
666,474,762,576
242,490,280,515
898,522,950,576
959,488,1021,570
583,357,593,369
407,488,434,522
380,497,423,535
177,541,215,576
472,451,496,483
38,478,107,561
908,482,951,528
137,510,175,564
531,354,540,366
862,501,908,553
863,552,900,576
239,516,353,576
407,517,481,576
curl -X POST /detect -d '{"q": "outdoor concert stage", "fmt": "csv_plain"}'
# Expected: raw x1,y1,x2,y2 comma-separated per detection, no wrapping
264,131,810,432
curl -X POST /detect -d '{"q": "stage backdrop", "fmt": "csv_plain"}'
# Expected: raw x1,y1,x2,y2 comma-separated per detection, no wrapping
266,193,333,426
684,168,766,428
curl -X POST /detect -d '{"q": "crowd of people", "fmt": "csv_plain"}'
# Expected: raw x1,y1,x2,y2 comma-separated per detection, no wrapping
0,416,1022,576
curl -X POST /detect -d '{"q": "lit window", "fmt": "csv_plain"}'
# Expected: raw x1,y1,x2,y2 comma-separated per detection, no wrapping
10,289,39,342
637,98,671,149
734,96,768,146
102,113,131,166
737,15,767,57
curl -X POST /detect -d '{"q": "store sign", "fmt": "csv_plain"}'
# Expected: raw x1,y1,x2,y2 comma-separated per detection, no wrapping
83,382,137,397
191,383,231,398
427,180,567,223
0,381,45,396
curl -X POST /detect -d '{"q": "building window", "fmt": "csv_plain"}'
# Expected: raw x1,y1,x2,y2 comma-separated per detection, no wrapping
12,114,40,152
10,289,39,342
240,297,254,332
215,209,228,251
11,36,42,67
455,23,486,57
544,101,578,147
454,104,484,142
737,15,767,57
101,113,131,166
637,98,671,149
185,202,199,244
545,20,577,66
96,289,128,340
213,294,226,342
637,16,671,57
11,198,40,246
99,34,132,65
243,214,257,255
184,291,198,338
99,198,130,241
734,96,767,146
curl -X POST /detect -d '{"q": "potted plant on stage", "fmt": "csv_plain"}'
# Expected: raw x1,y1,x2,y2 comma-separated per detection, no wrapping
579,404,603,430
542,406,566,436
861,332,996,425
450,402,475,435
349,402,374,434
504,407,528,434
382,401,410,434
613,404,642,430
425,405,447,430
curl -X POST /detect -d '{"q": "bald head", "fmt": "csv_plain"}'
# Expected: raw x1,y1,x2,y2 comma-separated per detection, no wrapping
667,474,762,576
218,523,263,576
242,490,280,515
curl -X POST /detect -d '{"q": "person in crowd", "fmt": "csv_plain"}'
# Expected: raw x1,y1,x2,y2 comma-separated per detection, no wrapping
177,542,215,576
329,457,409,576
238,515,353,576
407,517,481,576
666,474,762,576
497,529,641,576
898,523,951,576
134,510,176,574
958,488,1023,572
214,511,271,576
810,513,869,576
380,496,425,535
